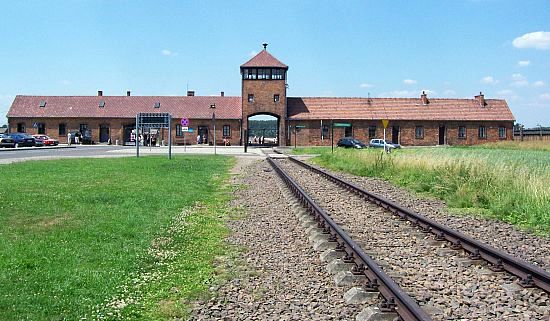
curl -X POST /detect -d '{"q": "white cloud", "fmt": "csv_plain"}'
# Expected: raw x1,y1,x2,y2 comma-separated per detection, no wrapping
403,79,417,85
359,83,374,88
517,60,531,67
161,49,178,56
59,80,71,86
378,90,417,98
249,51,258,57
481,76,498,85
497,89,515,96
533,81,545,88
443,89,456,96
540,93,550,100
511,73,529,87
513,31,550,50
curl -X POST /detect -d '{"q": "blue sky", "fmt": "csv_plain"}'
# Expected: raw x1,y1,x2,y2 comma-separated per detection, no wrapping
1,0,549,127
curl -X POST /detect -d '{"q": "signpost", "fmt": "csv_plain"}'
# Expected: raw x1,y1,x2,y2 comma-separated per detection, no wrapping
382,119,389,153
181,118,189,152
331,122,351,153
136,112,172,159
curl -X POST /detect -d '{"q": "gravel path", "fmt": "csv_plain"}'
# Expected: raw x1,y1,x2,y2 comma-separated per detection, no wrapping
276,158,549,320
294,156,550,272
189,157,362,320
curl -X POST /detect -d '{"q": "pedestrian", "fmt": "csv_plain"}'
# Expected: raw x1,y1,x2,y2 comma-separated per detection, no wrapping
197,134,201,144
75,132,80,144
67,132,71,145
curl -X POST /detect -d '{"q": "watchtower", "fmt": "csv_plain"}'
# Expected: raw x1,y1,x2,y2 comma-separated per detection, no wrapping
240,43,288,146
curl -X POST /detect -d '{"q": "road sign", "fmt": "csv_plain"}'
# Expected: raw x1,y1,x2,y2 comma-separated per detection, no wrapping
181,117,189,126
187,128,194,133
382,119,389,129
182,126,189,132
333,123,351,127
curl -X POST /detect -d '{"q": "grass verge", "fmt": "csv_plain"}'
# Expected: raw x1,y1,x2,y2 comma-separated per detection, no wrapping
293,146,550,236
0,156,234,320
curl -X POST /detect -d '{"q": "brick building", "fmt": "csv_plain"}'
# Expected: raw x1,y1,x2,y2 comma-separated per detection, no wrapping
7,45,515,146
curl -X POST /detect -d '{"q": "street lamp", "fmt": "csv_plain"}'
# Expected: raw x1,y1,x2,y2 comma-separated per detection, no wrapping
211,103,216,155
537,123,543,139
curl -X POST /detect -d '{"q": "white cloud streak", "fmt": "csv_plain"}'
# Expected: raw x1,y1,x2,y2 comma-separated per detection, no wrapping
359,83,374,88
533,81,545,88
161,49,178,56
481,76,498,85
511,73,528,87
403,79,417,85
518,60,531,67
513,31,550,50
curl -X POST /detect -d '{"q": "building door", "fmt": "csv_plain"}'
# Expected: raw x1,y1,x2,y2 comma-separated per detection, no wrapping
392,126,400,144
123,125,135,145
198,126,208,144
439,126,446,145
345,125,353,137
99,125,110,143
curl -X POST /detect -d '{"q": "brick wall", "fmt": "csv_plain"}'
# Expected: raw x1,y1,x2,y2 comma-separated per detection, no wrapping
286,119,514,146
241,78,287,145
8,117,241,146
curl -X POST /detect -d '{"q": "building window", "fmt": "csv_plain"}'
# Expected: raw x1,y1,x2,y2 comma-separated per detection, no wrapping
175,124,183,136
415,126,424,139
223,125,231,137
248,94,254,103
499,127,506,139
250,69,257,79
37,123,46,134
478,126,487,139
345,125,353,137
59,123,66,136
321,125,329,139
17,123,25,132
274,94,280,102
458,126,466,139
368,126,376,139
258,69,267,80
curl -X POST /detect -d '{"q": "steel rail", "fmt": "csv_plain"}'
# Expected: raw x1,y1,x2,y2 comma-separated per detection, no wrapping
285,155,550,293
267,157,433,321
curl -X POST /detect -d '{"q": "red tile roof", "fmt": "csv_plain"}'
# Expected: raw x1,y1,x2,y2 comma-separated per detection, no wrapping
240,50,288,69
287,97,515,122
7,95,242,119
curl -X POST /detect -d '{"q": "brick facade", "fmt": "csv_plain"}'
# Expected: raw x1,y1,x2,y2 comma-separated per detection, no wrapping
286,120,514,146
8,117,241,146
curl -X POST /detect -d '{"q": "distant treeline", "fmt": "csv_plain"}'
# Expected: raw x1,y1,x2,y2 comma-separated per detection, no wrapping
248,119,278,138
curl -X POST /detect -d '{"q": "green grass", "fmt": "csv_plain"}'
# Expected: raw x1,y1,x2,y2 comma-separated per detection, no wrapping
0,156,234,320
293,146,550,236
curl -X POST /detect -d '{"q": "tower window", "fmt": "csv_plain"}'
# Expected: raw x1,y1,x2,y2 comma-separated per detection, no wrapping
248,94,254,103
258,69,266,80
271,69,285,80
274,94,280,102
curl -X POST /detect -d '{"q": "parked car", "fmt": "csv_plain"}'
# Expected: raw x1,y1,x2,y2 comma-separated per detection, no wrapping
32,135,45,147
33,135,59,146
0,133,16,148
337,137,367,149
368,139,401,149
7,133,36,147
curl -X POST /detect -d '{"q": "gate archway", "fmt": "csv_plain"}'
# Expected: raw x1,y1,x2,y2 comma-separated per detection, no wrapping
247,113,280,146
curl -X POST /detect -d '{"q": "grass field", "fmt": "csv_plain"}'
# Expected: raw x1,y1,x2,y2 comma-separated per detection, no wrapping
0,156,234,320
293,142,550,235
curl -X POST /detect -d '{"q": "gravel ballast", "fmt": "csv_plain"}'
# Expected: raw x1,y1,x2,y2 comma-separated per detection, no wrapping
276,158,549,320
190,157,362,320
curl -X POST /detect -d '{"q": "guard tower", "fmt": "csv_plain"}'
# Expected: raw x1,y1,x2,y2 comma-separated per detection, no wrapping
241,43,288,146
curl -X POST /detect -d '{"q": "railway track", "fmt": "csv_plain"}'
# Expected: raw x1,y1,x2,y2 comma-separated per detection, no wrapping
268,153,549,320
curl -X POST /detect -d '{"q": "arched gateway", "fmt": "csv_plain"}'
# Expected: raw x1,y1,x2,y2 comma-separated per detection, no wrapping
240,44,288,146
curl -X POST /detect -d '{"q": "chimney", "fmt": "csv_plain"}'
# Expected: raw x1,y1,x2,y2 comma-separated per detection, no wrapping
187,90,195,96
127,91,131,96
421,91,428,105
220,91,225,97
98,90,103,96
475,91,486,107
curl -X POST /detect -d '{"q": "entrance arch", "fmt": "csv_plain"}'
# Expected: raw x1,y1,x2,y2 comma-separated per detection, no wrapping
247,113,280,146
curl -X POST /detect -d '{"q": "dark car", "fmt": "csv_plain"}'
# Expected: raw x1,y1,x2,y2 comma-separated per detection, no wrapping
368,139,401,149
337,137,366,149
8,133,36,147
0,134,16,148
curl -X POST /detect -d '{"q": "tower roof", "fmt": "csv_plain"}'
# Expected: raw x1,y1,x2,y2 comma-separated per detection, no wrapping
240,49,288,69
